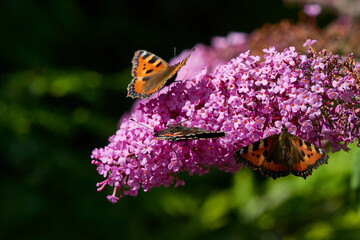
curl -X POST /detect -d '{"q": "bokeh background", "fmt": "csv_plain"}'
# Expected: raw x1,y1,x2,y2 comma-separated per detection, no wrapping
1,0,359,239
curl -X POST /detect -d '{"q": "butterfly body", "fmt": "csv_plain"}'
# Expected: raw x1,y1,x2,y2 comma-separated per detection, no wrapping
127,49,193,99
234,126,328,179
154,125,226,141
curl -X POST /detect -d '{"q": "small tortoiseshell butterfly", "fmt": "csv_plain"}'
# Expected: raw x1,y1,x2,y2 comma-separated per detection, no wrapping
234,125,329,179
127,49,194,99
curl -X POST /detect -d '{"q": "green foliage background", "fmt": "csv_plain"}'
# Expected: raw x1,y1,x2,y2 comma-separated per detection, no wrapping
0,1,359,239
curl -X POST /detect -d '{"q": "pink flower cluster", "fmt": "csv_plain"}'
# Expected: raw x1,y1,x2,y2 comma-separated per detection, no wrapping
91,39,360,202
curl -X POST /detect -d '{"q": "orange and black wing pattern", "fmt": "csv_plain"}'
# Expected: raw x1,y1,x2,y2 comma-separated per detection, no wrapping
234,127,329,180
289,136,328,178
127,50,168,99
234,135,291,179
131,50,167,78
127,49,193,99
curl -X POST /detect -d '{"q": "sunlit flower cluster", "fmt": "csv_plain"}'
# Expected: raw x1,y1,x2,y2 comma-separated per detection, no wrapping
92,40,360,202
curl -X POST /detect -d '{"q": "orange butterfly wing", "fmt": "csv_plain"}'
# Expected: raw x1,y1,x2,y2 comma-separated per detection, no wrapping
234,127,329,180
289,137,328,178
165,53,191,80
128,50,168,98
131,50,167,78
127,49,193,99
234,136,291,179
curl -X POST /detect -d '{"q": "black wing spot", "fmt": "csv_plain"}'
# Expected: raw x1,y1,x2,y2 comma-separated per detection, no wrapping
263,139,269,147
242,146,248,154
252,141,260,151
305,141,312,151
142,52,151,59
301,150,306,157
148,56,158,64
263,149,269,157
142,76,150,82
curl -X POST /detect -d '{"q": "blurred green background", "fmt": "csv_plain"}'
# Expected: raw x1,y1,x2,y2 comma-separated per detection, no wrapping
1,1,359,239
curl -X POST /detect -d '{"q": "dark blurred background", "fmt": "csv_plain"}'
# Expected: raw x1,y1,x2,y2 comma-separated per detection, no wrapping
0,0,359,240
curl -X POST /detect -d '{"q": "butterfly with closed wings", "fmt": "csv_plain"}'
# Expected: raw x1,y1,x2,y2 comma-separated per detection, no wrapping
130,118,225,160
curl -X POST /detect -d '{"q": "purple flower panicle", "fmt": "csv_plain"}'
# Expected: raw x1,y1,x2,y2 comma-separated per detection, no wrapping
92,40,360,202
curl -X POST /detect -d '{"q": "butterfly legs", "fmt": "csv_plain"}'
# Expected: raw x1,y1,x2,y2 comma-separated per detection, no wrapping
185,140,203,160
169,141,179,161
169,140,203,162
167,112,196,127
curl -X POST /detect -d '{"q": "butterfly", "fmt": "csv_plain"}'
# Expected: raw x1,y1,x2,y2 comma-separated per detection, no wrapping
233,125,329,179
127,49,194,99
130,118,225,159
156,124,226,160
154,125,226,141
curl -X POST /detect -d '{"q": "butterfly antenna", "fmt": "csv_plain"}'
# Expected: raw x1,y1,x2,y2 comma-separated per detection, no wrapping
129,118,160,159
130,118,154,131
167,113,195,127
173,47,177,58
